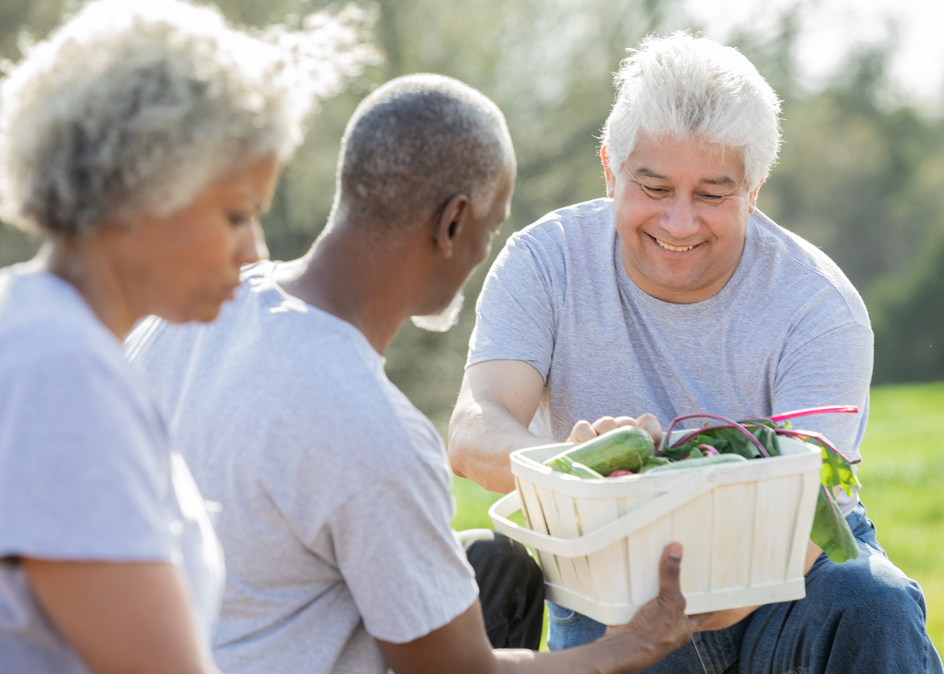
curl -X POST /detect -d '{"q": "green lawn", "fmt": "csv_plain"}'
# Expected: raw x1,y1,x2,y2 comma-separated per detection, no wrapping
451,381,944,653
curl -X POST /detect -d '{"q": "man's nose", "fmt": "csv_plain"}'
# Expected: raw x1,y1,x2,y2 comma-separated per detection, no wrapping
659,195,699,240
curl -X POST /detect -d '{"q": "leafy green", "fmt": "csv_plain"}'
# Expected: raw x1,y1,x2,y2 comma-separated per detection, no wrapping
811,485,860,563
819,442,860,497
667,424,781,461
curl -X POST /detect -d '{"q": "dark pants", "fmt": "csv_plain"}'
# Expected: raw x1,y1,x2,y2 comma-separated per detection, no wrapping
459,529,545,650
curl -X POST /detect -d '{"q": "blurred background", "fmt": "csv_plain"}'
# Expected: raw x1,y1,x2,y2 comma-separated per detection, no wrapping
2,0,942,646
3,0,943,422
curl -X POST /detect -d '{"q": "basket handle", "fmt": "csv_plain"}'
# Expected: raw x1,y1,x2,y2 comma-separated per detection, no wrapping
489,468,719,558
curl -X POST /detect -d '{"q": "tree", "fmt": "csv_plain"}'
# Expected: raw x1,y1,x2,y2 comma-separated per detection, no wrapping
871,229,944,383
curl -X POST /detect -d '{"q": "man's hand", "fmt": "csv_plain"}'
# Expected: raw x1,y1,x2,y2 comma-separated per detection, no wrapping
379,542,710,674
602,542,710,659
567,414,663,447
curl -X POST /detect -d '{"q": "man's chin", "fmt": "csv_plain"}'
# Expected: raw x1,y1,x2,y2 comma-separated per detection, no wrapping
411,291,464,333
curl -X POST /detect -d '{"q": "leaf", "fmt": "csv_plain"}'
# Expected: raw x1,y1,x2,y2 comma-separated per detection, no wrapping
749,425,781,457
798,436,860,497
810,485,860,563
821,445,860,497
717,426,763,459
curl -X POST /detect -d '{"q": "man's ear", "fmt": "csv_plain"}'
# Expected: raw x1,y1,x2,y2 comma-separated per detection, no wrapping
748,172,767,212
435,193,470,258
601,146,616,198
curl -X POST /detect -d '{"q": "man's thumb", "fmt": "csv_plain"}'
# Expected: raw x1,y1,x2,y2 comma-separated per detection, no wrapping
659,542,683,596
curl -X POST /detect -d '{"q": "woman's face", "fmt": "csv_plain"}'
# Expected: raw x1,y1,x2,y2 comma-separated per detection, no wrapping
120,155,279,324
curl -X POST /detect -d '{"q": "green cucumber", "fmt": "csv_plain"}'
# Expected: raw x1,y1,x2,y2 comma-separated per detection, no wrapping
545,425,654,477
550,455,605,479
643,453,748,474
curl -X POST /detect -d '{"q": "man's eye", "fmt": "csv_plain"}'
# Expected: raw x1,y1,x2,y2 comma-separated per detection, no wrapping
699,193,725,202
641,185,669,197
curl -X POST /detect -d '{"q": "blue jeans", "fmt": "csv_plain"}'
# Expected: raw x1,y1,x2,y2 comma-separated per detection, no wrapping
547,502,943,673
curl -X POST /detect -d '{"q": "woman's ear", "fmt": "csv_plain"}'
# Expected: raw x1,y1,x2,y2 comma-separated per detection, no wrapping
434,193,469,258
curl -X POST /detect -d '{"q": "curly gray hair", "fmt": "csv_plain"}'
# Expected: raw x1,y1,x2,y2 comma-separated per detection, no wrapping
0,0,375,237
602,32,782,190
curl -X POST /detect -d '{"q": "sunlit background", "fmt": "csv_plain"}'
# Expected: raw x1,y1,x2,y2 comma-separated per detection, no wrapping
2,0,942,651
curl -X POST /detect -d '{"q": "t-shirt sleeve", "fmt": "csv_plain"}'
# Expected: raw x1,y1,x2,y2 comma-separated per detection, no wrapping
0,351,175,561
772,306,873,513
774,320,873,460
467,233,560,379
325,460,479,644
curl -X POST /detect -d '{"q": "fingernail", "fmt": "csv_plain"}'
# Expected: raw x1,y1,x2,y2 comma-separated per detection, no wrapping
668,542,682,560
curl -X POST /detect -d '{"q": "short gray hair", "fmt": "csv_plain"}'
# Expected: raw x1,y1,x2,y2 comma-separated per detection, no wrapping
602,32,781,189
334,74,513,230
0,0,374,237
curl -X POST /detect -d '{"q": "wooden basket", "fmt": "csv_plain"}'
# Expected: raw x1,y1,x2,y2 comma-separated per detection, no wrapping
489,435,821,624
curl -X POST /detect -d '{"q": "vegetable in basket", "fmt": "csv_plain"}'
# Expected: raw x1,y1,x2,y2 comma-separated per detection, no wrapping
545,425,653,476
544,406,862,563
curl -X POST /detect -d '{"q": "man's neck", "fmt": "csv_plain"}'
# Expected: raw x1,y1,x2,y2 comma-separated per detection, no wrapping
276,227,419,355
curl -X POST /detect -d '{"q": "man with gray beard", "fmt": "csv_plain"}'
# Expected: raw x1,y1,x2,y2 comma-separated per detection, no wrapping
126,74,707,674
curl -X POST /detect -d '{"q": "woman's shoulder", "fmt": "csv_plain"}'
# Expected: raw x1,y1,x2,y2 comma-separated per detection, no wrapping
0,265,122,369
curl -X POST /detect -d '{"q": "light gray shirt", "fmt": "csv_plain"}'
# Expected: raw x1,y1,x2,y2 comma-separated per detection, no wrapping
0,265,224,673
125,261,479,674
469,199,872,514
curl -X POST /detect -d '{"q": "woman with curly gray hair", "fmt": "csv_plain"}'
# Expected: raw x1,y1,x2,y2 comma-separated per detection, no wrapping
0,1,369,672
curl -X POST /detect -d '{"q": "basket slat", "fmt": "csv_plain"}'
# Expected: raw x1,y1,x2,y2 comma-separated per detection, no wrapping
670,492,713,595
710,483,756,589
627,515,673,607
575,496,629,604
545,490,583,593
750,475,801,586
786,470,823,579
518,478,564,589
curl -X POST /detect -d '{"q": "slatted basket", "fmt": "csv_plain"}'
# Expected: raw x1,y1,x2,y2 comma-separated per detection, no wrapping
489,434,821,624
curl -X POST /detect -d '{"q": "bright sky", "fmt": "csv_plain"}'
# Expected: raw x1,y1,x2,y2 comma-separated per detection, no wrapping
682,0,944,108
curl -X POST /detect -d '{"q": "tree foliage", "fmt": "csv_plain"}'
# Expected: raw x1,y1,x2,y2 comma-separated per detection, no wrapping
1,0,943,416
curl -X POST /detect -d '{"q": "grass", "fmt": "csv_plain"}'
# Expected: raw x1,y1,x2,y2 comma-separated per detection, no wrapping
450,381,944,654
855,382,944,654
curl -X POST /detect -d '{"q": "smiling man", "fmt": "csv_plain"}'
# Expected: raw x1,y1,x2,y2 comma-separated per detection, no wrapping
448,33,943,674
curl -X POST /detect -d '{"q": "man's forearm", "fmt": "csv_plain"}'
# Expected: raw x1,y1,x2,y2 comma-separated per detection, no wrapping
448,399,553,494
493,631,659,674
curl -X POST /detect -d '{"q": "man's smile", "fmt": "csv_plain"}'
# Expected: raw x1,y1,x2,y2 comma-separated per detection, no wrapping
653,235,698,252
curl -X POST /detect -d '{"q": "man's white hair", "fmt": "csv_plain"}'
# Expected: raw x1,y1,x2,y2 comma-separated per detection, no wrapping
602,32,782,189
0,0,375,237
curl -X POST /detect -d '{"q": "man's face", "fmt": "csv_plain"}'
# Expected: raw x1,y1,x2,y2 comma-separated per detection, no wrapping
605,134,760,304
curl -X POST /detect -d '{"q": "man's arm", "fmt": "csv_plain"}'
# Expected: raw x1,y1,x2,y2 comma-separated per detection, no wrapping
450,361,666,493
448,360,549,493
378,542,709,674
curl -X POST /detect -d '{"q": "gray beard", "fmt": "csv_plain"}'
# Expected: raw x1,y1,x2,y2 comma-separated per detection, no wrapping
411,290,464,332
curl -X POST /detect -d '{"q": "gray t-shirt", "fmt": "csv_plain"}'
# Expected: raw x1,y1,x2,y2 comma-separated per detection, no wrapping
125,261,479,674
0,264,224,673
469,199,873,514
